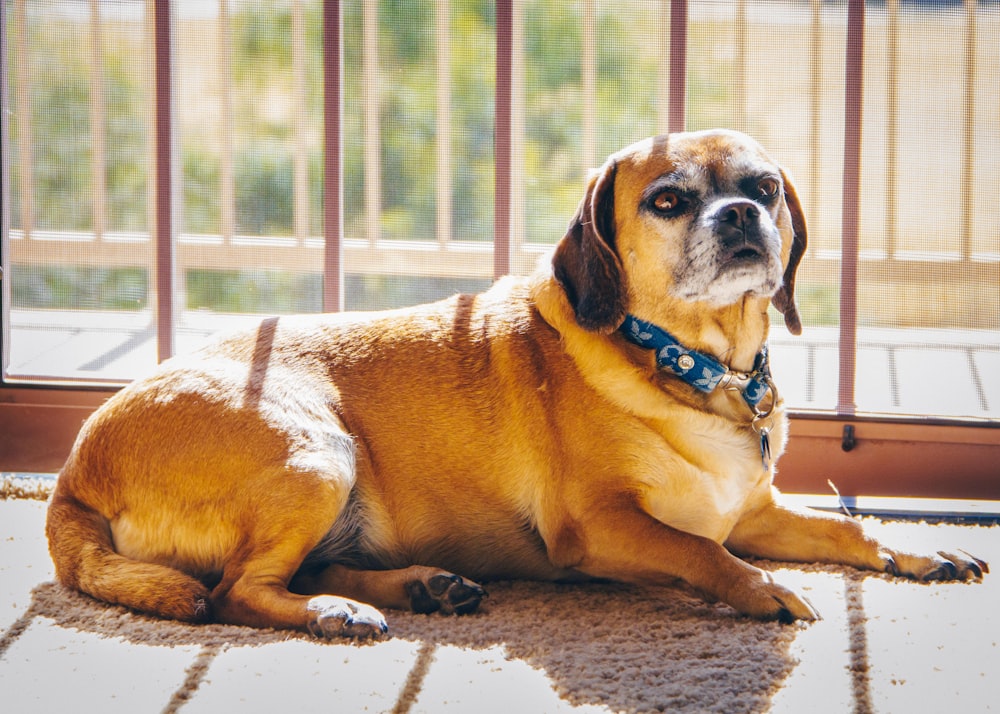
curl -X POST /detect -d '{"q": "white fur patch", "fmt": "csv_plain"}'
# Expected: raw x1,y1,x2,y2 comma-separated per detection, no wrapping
670,200,784,306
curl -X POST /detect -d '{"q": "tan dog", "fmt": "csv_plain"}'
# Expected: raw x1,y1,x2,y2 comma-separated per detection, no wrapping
47,130,987,638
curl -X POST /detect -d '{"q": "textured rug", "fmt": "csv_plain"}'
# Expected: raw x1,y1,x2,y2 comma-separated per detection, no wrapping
3,479,997,713
13,577,804,713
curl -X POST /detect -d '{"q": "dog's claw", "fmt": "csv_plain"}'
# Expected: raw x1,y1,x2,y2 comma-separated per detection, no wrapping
880,552,900,577
958,550,989,578
936,551,988,581
726,568,820,623
771,592,820,623
885,550,989,582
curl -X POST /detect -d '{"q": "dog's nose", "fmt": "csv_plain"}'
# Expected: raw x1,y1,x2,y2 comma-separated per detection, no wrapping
713,200,767,261
714,200,763,247
718,201,760,231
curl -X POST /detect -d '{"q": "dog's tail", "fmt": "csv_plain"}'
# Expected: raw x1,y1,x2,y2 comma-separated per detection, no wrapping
45,480,211,623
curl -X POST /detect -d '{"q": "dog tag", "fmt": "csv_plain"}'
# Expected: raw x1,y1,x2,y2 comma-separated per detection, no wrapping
759,427,772,470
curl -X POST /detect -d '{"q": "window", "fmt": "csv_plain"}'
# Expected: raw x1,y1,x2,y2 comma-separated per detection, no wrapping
3,1,999,491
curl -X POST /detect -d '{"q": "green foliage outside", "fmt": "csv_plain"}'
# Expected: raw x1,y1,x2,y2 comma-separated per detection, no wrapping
7,12,148,234
187,269,317,313
12,266,148,311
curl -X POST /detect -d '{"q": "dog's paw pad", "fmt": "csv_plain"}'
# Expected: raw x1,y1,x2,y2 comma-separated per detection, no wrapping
406,573,486,616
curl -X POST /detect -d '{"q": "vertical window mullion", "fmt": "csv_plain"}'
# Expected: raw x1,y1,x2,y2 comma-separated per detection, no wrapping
668,0,687,134
219,0,235,244
292,0,309,246
12,0,32,242
961,0,977,262
808,0,822,230
838,0,865,417
1,0,11,377
509,0,524,271
436,0,452,249
323,0,343,312
582,0,596,172
363,0,380,249
152,0,175,362
494,0,512,279
89,0,107,242
886,0,898,259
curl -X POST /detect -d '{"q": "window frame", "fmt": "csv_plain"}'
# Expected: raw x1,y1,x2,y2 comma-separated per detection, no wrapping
1,0,998,497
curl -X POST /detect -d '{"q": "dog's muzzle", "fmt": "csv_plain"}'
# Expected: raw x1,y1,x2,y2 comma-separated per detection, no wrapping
712,200,770,263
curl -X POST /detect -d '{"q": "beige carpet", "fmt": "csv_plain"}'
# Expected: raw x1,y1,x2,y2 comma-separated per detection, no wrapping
2,482,998,713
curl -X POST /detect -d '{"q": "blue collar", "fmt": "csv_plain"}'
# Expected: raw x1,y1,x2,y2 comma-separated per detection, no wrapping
620,314,774,408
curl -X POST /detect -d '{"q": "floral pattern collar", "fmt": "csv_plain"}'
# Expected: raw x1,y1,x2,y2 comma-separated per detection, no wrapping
619,314,774,408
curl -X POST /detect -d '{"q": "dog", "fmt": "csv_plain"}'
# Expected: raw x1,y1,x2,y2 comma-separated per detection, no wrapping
46,129,987,638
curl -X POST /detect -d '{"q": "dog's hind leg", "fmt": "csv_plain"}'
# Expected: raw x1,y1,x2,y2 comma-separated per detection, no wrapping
209,548,390,639
205,465,392,638
291,564,486,615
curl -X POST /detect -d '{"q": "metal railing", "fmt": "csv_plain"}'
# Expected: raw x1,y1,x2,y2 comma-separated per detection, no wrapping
8,2,993,257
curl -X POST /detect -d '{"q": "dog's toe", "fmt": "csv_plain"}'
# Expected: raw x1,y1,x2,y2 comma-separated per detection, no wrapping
885,550,989,582
723,567,820,623
307,596,389,639
406,572,486,616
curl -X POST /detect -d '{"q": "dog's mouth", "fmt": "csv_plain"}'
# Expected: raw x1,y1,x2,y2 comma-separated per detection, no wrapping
731,245,764,262
723,240,767,265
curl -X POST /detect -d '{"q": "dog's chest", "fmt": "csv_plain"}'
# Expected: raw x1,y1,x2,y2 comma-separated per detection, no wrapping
636,416,777,543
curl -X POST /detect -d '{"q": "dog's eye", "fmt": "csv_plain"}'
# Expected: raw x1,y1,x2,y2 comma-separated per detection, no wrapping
757,178,780,200
652,191,681,213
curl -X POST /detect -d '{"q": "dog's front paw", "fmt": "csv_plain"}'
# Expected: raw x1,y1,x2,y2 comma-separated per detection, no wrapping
723,567,820,623
306,596,389,639
881,549,989,582
405,571,486,615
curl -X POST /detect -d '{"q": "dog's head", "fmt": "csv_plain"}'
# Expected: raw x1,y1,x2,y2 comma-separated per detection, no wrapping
553,129,807,336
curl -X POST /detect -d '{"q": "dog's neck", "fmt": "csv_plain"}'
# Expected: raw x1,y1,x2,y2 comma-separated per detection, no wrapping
628,295,771,374
532,276,776,421
619,312,774,409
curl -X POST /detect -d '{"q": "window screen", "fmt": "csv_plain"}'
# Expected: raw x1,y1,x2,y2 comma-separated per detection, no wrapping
3,0,998,423
5,0,155,380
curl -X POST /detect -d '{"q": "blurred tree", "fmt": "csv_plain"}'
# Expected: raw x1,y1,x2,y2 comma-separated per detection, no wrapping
21,22,94,232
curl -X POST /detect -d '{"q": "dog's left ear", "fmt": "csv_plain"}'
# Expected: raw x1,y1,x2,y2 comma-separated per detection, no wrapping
771,168,808,336
552,161,626,333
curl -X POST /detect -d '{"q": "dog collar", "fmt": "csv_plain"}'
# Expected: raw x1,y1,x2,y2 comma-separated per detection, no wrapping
620,314,774,408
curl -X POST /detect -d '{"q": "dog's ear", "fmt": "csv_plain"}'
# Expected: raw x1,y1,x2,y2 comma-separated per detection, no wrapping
771,168,808,336
552,161,625,333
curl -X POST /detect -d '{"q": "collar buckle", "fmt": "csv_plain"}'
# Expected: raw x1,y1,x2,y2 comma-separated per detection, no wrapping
719,369,753,392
